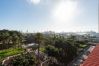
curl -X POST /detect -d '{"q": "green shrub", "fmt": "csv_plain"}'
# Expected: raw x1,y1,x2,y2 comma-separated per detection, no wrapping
11,53,37,66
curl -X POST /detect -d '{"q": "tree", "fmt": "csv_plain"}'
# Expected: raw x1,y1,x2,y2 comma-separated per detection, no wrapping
0,29,24,50
34,33,44,64
44,35,78,66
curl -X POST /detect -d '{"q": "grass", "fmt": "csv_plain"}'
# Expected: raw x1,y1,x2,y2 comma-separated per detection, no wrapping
0,48,24,61
80,44,87,48
40,47,45,52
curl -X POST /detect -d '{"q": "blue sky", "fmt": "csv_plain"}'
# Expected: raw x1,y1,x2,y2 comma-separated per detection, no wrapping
0,0,98,32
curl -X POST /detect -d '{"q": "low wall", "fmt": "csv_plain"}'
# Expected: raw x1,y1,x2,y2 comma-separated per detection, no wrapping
2,54,20,66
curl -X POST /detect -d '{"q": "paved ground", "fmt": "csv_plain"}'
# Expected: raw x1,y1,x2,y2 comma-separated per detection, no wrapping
81,44,99,66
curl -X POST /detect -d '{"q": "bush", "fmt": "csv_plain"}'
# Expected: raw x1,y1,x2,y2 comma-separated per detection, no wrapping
0,62,3,66
11,53,37,66
44,45,59,57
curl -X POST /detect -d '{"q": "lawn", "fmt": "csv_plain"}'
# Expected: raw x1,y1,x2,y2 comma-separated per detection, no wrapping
80,44,87,48
0,48,24,61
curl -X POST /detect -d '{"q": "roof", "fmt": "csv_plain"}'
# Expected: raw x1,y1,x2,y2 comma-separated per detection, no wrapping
81,44,99,66
22,43,38,48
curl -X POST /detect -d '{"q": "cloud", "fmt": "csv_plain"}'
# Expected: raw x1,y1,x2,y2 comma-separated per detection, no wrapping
27,0,41,5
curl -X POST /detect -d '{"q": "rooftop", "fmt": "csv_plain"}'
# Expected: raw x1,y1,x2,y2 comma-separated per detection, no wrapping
81,44,99,66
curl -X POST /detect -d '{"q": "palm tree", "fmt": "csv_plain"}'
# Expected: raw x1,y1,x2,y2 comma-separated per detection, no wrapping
35,32,44,65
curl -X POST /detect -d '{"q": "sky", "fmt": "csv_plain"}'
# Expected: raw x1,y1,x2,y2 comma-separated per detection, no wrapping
0,0,98,32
